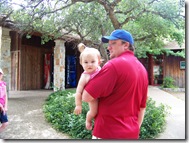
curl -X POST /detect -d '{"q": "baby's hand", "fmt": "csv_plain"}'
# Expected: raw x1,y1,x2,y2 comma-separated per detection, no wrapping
74,106,82,115
0,104,3,111
4,107,8,112
0,104,5,115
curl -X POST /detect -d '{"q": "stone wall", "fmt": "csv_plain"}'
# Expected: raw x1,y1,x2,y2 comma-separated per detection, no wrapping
0,27,67,92
0,27,11,93
54,39,66,91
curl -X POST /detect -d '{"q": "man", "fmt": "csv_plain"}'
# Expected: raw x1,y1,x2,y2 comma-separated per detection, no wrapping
82,29,148,139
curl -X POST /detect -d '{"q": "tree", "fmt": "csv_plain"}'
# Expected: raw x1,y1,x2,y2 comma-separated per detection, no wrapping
0,0,185,59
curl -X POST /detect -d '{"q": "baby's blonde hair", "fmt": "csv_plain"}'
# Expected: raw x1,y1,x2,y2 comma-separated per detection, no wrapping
78,43,102,65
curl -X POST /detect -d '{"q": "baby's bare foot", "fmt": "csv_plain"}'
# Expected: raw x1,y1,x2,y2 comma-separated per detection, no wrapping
86,121,92,130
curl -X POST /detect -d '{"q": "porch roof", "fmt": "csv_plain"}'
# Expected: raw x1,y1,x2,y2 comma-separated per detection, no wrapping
164,41,185,50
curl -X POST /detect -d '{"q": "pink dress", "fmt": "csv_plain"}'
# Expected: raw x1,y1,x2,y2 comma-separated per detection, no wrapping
83,66,101,80
0,81,6,106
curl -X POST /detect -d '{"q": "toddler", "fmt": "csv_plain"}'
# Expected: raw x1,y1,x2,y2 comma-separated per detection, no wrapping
74,43,101,130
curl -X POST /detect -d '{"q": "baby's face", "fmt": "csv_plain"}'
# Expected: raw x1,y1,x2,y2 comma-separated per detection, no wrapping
81,54,99,74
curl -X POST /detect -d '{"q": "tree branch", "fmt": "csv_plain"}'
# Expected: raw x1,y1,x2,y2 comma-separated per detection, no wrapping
134,35,154,42
97,0,121,29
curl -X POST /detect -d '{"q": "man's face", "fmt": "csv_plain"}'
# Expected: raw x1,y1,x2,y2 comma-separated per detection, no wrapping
107,40,128,59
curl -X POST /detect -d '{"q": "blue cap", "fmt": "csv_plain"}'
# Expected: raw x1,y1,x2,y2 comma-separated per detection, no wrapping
101,29,134,45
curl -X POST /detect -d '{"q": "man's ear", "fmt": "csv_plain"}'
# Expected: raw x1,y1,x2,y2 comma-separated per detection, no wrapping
124,42,130,50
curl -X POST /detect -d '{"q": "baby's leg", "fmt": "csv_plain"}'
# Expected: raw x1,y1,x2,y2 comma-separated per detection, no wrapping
86,99,98,130
0,122,8,132
0,112,8,132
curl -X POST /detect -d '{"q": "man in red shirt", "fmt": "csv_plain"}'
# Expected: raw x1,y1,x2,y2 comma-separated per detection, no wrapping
82,29,148,139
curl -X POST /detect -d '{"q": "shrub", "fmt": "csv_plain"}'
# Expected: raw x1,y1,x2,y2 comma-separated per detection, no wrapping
43,89,169,139
139,98,170,139
161,76,176,88
43,89,92,139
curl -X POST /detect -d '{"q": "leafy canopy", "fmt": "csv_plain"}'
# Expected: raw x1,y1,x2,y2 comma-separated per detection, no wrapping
0,0,185,58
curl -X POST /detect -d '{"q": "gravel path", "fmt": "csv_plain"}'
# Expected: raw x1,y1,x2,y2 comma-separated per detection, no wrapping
165,91,185,101
0,90,70,139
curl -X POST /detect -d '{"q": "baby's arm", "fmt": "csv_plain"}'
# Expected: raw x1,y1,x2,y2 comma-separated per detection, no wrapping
74,74,90,115
85,99,98,130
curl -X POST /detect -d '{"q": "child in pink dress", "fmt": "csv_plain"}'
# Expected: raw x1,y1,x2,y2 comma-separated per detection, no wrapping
0,68,8,132
74,43,102,130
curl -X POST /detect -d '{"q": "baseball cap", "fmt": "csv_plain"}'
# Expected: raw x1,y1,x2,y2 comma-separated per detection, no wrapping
101,29,134,45
0,68,4,74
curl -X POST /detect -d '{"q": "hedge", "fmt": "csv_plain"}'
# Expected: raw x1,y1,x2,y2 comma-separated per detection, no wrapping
43,89,169,139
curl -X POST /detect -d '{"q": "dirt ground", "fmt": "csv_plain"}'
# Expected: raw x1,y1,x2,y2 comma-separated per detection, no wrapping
164,91,185,101
0,90,70,139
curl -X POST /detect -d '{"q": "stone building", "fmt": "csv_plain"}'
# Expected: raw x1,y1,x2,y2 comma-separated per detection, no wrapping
1,17,185,91
0,22,88,91
0,27,11,91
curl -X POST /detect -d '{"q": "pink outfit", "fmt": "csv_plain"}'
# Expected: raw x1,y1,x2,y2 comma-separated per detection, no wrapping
83,66,101,80
0,81,6,106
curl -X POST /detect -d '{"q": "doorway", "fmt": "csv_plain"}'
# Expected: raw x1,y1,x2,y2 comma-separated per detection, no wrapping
65,41,83,88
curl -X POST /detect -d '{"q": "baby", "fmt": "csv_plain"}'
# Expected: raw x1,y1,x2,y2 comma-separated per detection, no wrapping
74,43,101,130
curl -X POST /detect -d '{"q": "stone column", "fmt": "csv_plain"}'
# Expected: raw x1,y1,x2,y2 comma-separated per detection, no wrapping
0,27,11,94
54,39,65,91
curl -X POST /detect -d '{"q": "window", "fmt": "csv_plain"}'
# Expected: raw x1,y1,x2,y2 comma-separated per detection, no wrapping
180,61,185,69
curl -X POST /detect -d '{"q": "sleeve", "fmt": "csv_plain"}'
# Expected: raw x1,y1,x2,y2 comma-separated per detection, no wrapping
3,81,6,86
0,81,6,87
140,72,149,108
140,85,148,108
84,62,118,99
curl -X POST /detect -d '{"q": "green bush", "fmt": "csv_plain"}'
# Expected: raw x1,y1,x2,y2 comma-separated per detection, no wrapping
140,98,170,139
43,89,92,139
43,89,169,139
161,76,176,88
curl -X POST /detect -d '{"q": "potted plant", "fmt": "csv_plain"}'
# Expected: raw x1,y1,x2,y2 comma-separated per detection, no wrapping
154,75,158,84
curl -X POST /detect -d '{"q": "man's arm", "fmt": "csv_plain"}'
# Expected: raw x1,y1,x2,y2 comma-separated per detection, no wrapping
82,89,95,103
138,107,146,128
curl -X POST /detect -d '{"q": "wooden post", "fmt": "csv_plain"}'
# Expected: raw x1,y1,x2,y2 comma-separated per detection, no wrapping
148,53,154,85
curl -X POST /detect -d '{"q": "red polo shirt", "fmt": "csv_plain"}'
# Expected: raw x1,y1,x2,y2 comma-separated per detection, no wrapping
85,51,148,139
